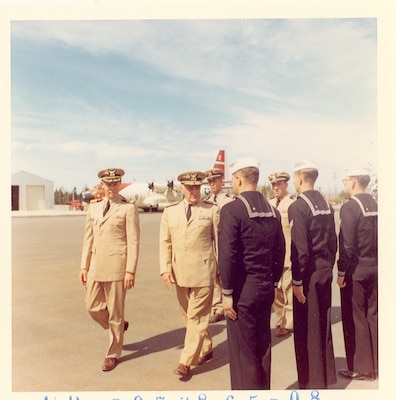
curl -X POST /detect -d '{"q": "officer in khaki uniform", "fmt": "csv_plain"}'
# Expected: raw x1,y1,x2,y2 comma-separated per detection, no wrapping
203,168,234,323
268,171,296,336
79,168,140,372
160,171,220,379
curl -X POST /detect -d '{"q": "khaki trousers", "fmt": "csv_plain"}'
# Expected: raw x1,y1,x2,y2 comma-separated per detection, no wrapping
273,266,293,329
211,281,224,315
85,279,126,358
176,285,213,366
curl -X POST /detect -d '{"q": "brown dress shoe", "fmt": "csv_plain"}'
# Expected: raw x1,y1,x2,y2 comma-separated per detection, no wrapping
209,313,225,323
196,351,213,366
124,321,129,331
275,327,290,337
174,363,190,378
102,357,118,372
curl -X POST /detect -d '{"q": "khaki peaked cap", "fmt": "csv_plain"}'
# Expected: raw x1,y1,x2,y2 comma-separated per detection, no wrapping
205,168,224,180
268,171,290,183
98,168,125,182
177,171,206,186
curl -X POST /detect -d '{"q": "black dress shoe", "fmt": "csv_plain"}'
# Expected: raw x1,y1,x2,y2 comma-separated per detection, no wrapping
196,351,213,365
338,369,374,380
174,363,190,378
102,357,117,372
124,321,129,331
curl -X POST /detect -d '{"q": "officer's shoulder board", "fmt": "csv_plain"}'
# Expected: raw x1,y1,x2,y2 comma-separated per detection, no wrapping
289,194,296,200
165,201,182,208
225,193,235,199
119,195,136,204
202,195,211,201
202,199,218,206
91,198,103,203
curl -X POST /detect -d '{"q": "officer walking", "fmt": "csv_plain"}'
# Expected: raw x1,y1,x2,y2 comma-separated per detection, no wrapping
79,168,140,372
159,171,219,380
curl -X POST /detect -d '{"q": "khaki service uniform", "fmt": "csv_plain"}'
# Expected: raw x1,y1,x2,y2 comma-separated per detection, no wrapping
160,199,219,366
268,193,295,329
203,191,234,317
81,195,140,359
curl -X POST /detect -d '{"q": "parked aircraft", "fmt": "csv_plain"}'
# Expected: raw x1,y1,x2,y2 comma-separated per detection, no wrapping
81,149,227,212
81,180,172,212
119,180,181,212
81,182,128,204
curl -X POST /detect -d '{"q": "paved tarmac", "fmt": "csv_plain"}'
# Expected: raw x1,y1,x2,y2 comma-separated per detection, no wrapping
11,210,379,396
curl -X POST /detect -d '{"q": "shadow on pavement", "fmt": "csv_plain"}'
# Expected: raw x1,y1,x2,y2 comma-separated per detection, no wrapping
285,357,368,390
120,324,227,366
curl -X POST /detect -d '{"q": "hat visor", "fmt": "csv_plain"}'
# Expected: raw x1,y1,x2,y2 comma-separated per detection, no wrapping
101,177,122,183
271,178,288,183
181,180,203,186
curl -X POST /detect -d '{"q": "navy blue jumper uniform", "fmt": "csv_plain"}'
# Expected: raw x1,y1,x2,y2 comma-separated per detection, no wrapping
288,190,337,389
337,194,378,377
218,191,285,390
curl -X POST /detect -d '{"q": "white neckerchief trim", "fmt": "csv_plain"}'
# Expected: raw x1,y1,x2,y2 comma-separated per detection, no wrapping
351,195,378,217
299,193,331,216
237,194,276,219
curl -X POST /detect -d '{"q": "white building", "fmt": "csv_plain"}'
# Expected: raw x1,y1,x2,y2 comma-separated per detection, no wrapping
11,171,54,211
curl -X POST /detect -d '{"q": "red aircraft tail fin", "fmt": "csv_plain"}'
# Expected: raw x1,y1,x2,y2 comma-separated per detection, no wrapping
213,149,226,174
213,149,230,183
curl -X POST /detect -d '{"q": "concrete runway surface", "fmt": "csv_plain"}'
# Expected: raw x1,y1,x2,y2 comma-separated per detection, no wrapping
11,211,378,393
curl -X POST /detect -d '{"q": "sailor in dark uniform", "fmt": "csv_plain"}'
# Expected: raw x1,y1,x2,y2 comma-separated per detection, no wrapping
218,157,285,390
288,160,337,389
337,168,378,381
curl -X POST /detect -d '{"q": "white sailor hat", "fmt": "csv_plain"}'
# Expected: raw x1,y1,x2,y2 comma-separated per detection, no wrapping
345,167,370,177
229,157,260,175
293,160,318,173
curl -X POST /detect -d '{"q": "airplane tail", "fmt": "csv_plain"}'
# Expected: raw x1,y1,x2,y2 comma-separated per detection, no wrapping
213,149,227,179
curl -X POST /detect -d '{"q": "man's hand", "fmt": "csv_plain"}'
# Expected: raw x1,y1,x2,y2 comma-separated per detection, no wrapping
293,285,306,304
124,272,135,290
79,269,87,286
222,295,237,321
161,272,175,291
337,276,346,288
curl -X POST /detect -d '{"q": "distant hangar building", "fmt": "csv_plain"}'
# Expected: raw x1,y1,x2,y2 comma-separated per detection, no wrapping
11,171,54,211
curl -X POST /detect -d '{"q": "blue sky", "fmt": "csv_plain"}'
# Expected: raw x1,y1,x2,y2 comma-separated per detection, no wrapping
10,17,378,194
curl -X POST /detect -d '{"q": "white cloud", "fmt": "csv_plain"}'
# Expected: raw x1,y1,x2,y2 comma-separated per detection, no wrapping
11,18,377,191
12,19,375,104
